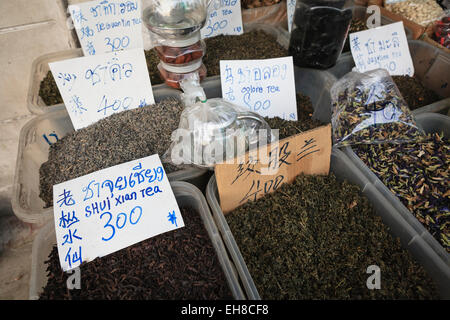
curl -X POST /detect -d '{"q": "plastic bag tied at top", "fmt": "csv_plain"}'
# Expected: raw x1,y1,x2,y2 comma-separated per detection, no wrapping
164,74,274,169
331,68,424,147
289,0,352,69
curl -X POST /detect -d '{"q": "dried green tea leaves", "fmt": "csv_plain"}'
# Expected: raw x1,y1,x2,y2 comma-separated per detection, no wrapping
226,173,439,299
331,69,424,147
354,132,450,252
39,98,184,208
39,207,233,300
264,93,324,140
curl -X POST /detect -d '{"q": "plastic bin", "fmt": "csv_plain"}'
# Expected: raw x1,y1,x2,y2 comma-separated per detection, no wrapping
206,147,447,299
341,113,450,298
207,147,448,299
27,23,290,115
29,181,246,300
326,40,450,116
12,89,209,225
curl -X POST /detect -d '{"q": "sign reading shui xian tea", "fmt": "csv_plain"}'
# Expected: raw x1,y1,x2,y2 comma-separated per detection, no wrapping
53,154,183,271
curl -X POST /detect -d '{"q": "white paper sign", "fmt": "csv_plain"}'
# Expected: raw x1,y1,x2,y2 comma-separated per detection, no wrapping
349,22,414,76
287,0,296,33
220,57,298,120
69,0,143,56
201,0,243,39
53,154,184,271
49,48,155,130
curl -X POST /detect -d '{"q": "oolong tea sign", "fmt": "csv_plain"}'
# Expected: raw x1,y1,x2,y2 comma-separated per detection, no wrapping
53,154,183,271
215,125,332,213
49,48,155,130
68,0,143,56
349,21,414,76
220,57,298,120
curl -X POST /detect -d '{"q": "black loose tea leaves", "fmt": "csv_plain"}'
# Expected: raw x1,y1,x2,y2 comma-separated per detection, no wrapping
39,98,185,208
331,69,424,147
39,207,233,300
264,93,324,140
342,19,368,53
391,75,441,111
354,132,450,252
226,173,439,300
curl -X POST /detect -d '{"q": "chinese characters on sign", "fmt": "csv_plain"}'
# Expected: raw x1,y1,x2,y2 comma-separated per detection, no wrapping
53,154,183,271
49,48,155,130
349,22,414,76
69,0,143,56
215,125,332,213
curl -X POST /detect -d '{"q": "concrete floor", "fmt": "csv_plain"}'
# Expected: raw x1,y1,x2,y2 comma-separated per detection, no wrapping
0,0,77,300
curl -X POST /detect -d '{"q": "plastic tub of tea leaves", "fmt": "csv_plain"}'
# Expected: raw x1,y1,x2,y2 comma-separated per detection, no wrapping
12,89,210,226
326,40,450,117
29,181,246,300
206,147,443,299
27,23,290,115
341,113,450,298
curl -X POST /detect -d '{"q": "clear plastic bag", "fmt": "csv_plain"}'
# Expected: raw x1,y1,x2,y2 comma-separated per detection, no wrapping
242,1,288,29
331,69,424,147
288,0,352,69
164,74,274,169
384,0,446,27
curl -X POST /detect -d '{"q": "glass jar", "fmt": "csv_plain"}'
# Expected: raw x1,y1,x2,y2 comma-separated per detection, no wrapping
154,33,206,67
289,0,352,69
158,60,207,89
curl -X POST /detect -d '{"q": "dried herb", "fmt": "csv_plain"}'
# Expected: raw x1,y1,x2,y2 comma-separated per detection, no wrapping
202,30,288,76
39,207,233,300
331,70,424,147
342,19,368,53
354,132,450,252
39,98,185,208
39,31,287,106
226,173,439,299
39,72,64,106
391,75,441,111
241,0,282,9
265,93,324,140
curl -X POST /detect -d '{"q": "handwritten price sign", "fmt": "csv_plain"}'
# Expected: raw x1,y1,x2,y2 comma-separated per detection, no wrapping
215,125,332,213
53,154,183,271
69,0,144,56
349,21,414,76
49,48,155,130
201,0,243,38
220,57,298,120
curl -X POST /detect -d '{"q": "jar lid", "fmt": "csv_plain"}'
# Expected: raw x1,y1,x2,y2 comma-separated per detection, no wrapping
159,32,201,47
160,60,203,73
